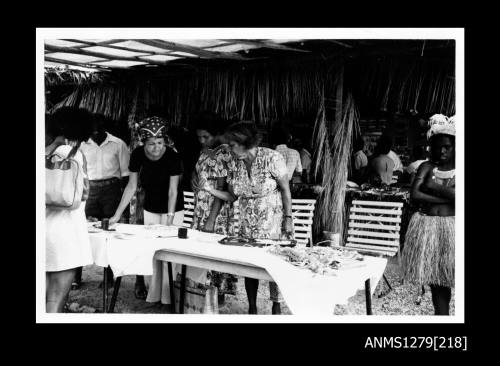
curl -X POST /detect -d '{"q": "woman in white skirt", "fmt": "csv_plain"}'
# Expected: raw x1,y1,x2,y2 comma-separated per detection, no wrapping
45,107,94,313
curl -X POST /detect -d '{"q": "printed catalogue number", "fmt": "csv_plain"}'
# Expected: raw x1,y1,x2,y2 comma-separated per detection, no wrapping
365,337,467,351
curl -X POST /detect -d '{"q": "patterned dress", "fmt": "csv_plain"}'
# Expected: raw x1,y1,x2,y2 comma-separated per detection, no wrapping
192,144,236,234
231,147,291,303
192,144,238,295
232,147,290,239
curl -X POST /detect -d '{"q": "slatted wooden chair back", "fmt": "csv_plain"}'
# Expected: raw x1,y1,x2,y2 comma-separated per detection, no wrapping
390,175,399,185
291,199,316,247
182,191,195,228
346,200,403,257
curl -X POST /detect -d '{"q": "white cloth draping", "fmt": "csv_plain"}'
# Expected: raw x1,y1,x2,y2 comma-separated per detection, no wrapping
88,225,387,315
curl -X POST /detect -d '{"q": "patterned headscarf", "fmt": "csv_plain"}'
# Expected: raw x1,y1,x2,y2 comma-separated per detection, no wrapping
137,116,168,140
427,114,456,139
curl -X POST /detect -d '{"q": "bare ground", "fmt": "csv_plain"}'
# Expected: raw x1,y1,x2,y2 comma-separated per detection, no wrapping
66,256,455,316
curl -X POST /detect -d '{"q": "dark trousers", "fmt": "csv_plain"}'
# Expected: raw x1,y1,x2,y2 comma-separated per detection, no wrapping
75,178,123,285
85,178,123,220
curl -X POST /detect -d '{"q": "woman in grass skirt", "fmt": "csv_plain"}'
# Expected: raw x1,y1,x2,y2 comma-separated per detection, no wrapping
402,114,455,315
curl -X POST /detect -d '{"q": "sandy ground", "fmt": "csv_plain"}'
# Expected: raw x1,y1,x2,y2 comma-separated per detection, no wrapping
66,256,455,316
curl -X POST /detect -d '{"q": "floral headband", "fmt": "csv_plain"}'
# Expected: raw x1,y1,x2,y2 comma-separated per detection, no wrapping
427,114,456,139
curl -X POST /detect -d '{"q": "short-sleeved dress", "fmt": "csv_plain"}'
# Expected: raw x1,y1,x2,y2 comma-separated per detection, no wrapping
231,147,290,239
192,144,238,295
46,145,93,272
192,144,236,234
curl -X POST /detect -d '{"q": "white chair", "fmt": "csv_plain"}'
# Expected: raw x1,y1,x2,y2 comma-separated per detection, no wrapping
182,191,195,228
345,199,403,308
345,199,403,256
291,199,316,247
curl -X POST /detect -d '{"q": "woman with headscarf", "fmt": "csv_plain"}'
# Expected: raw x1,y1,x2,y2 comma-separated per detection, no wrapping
401,114,456,315
109,116,183,299
201,121,294,314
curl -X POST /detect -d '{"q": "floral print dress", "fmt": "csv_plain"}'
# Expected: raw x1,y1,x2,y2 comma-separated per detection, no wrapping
192,144,238,295
231,147,290,239
192,144,236,234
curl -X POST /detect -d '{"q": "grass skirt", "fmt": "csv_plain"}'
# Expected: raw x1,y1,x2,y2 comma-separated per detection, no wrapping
401,212,454,287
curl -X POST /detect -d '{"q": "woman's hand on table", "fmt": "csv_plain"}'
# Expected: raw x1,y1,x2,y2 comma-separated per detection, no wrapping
202,219,216,233
166,215,174,226
109,215,121,226
282,216,294,236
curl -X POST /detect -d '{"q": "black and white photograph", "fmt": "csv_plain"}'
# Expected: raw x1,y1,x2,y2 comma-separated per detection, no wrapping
36,28,463,323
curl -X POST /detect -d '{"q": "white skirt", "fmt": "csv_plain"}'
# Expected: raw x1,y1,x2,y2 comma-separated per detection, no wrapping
46,204,93,272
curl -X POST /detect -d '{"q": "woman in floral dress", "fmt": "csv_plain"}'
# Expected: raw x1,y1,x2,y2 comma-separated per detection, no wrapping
203,121,294,314
191,115,238,300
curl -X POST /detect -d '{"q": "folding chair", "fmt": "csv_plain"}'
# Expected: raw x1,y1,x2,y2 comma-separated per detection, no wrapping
291,199,316,247
345,199,403,313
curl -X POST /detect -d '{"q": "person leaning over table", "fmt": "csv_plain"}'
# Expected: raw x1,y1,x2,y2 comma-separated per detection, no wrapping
200,121,294,315
108,116,184,300
45,107,94,313
191,112,239,303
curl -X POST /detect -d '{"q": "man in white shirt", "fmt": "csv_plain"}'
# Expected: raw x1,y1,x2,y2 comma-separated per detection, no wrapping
76,114,130,289
388,149,404,176
292,137,312,183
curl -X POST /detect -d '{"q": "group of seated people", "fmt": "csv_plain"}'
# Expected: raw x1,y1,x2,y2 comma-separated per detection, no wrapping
45,107,301,314
349,135,429,188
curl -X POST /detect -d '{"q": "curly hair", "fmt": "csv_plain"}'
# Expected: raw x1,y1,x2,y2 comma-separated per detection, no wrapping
50,107,94,143
224,121,262,149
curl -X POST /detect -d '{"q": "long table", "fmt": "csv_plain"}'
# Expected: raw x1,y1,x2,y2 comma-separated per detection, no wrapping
89,225,387,315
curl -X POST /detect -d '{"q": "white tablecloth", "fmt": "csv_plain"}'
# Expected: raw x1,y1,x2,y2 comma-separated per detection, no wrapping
88,224,387,315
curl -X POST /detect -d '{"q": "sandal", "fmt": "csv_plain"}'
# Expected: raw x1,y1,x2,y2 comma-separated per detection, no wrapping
134,283,148,300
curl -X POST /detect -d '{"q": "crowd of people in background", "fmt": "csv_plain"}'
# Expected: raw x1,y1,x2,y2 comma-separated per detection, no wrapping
45,108,454,316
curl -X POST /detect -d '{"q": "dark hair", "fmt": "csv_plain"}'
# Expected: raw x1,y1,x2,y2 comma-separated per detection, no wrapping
412,145,426,160
45,113,62,138
51,107,94,143
353,137,365,152
375,135,392,155
193,111,224,137
224,121,262,149
270,125,290,145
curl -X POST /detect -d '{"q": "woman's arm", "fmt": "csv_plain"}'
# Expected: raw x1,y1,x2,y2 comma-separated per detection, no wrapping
109,172,138,225
411,164,451,204
422,174,455,200
203,178,226,232
277,176,293,235
167,175,180,225
203,180,237,203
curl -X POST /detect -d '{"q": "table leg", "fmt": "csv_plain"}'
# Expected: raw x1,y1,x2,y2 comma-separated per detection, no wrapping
179,264,187,314
108,276,122,313
103,267,108,313
365,279,372,315
167,262,175,313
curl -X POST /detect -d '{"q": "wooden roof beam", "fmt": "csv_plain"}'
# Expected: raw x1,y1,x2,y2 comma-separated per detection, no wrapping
45,56,112,72
138,39,251,60
45,44,167,66
225,39,311,53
